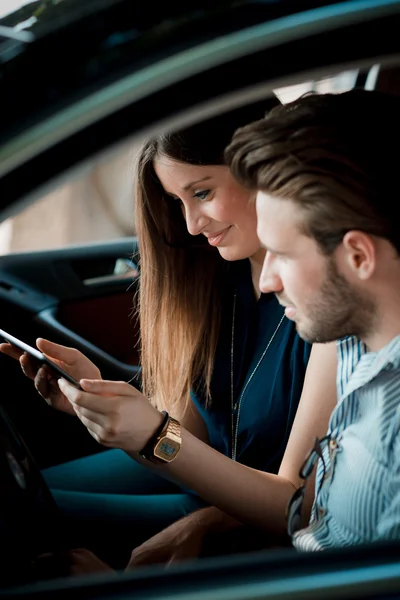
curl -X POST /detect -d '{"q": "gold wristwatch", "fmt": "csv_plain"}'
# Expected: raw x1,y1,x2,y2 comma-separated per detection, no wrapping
140,411,182,464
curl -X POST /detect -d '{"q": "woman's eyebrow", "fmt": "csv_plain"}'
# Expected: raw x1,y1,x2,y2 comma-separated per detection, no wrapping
182,176,213,191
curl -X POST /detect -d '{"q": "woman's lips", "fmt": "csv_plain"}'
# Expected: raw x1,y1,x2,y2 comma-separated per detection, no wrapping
207,227,231,246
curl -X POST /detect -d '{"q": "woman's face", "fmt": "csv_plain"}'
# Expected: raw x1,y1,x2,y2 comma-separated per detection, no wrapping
153,157,262,261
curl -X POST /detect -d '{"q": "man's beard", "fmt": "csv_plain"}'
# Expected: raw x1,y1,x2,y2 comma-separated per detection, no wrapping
282,258,376,344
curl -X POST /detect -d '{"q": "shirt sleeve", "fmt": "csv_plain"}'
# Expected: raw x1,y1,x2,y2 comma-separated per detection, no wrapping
376,430,400,541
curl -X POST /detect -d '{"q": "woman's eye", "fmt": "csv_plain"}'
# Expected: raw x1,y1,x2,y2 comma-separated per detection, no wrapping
167,194,182,204
193,189,210,200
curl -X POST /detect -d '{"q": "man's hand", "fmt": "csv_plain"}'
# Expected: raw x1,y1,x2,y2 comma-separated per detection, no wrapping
127,507,241,568
127,512,209,568
67,548,115,576
34,548,115,578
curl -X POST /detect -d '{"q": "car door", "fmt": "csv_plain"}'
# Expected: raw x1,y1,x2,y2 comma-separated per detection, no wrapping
0,238,141,467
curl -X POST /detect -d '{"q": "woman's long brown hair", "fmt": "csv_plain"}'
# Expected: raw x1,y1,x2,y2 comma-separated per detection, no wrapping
134,98,279,416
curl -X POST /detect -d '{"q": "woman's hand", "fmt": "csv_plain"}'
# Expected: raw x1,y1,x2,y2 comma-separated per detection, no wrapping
127,512,209,568
0,339,101,416
57,378,164,451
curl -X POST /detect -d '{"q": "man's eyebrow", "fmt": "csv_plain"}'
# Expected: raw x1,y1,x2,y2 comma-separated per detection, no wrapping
260,242,287,256
182,176,212,191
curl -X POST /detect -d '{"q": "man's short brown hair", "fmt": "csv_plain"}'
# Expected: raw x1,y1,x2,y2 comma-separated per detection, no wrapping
225,90,400,255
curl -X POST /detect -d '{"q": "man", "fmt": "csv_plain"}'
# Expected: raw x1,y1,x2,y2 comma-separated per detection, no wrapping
225,89,400,549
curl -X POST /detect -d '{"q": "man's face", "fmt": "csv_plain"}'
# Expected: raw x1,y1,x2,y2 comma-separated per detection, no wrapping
256,191,374,343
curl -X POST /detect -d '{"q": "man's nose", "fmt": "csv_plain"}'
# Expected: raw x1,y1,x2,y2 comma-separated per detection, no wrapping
259,253,283,294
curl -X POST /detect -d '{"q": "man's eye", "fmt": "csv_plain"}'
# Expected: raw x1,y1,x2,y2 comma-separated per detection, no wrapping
193,190,210,200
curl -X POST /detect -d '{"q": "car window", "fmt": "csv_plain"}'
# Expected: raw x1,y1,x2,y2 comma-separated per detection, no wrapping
0,69,362,255
0,144,139,254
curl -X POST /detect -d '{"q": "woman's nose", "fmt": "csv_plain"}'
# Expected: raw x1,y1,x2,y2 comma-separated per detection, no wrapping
184,205,209,236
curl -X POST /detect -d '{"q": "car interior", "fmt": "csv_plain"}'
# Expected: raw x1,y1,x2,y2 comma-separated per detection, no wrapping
1,0,400,598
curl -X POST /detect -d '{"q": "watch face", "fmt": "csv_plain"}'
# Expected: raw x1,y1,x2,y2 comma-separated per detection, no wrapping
154,437,180,462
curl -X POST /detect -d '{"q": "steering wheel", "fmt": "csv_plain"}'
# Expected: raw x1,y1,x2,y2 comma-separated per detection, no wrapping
0,402,70,587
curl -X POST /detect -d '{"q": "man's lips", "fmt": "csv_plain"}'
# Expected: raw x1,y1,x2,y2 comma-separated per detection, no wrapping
284,306,296,319
277,297,296,320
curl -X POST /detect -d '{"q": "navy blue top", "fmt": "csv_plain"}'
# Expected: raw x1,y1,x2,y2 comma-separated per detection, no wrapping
191,259,311,474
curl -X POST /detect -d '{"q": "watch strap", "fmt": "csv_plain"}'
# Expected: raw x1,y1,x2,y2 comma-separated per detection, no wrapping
139,411,169,461
165,416,181,439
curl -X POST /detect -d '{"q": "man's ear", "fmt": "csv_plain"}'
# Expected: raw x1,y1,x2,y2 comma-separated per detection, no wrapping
341,231,376,280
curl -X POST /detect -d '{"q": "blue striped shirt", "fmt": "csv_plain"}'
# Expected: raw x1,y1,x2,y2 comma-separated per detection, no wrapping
293,335,400,551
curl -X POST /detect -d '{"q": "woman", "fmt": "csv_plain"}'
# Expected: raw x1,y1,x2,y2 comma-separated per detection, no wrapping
0,98,337,569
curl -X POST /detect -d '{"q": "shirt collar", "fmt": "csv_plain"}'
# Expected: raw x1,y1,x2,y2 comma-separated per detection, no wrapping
342,334,400,399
